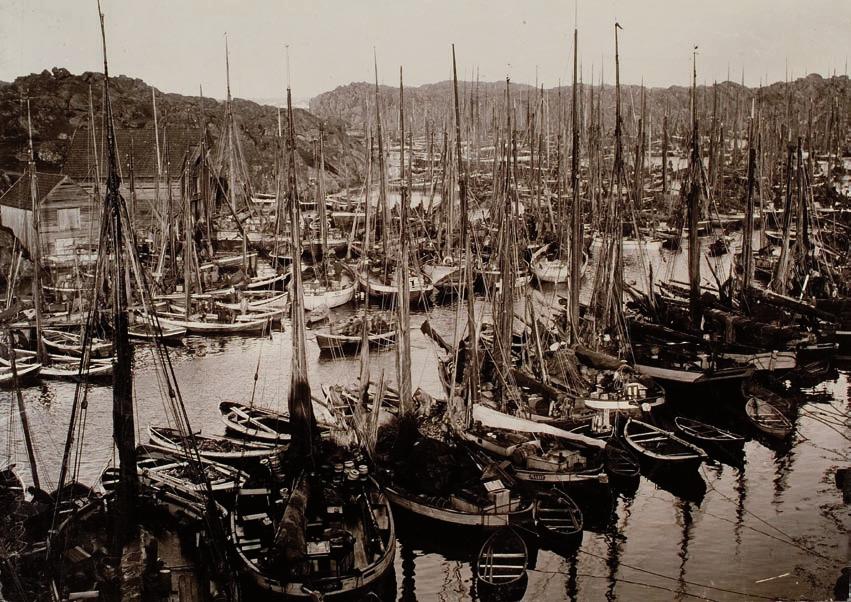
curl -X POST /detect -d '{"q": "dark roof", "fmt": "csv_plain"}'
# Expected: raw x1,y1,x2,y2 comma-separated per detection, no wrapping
62,127,203,180
0,172,67,210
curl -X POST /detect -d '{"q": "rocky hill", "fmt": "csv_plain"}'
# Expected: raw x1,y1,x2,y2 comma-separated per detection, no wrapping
311,75,851,149
0,67,367,195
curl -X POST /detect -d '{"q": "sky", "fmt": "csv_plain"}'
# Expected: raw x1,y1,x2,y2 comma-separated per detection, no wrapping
1,0,849,101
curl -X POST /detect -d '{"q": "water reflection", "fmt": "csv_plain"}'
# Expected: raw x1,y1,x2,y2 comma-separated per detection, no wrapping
675,499,695,600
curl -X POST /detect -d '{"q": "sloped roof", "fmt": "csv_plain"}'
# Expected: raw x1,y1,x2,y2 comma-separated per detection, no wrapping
62,126,203,181
0,172,68,210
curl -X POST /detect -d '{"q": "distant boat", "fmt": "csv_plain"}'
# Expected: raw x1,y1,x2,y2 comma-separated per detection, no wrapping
744,397,793,439
476,527,528,598
622,419,707,470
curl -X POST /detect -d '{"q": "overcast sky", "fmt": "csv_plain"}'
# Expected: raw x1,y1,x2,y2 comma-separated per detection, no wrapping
1,0,849,100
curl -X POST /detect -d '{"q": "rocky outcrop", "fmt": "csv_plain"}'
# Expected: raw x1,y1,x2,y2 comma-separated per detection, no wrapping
0,67,366,194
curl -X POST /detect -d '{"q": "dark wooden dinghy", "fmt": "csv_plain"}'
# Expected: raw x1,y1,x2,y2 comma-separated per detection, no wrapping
533,489,583,551
745,396,793,439
623,419,707,470
476,527,528,596
674,417,745,448
604,440,641,479
148,425,281,462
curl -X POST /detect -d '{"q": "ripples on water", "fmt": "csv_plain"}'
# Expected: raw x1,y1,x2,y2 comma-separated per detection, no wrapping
1,235,848,600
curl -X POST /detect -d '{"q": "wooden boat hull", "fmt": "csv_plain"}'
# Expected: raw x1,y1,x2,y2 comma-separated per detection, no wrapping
152,314,271,335
384,484,533,529
745,396,792,439
355,267,435,305
315,330,396,352
623,419,707,471
673,417,745,449
148,426,281,462
476,528,528,595
230,477,395,599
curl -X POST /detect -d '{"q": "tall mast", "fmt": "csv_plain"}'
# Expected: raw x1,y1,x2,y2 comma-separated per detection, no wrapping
26,100,46,362
569,26,582,340
374,52,389,259
395,67,412,418
613,23,624,311
7,328,39,489
452,44,479,410
318,125,329,260
98,1,138,547
687,47,702,328
285,56,317,466
741,120,756,300
224,36,247,274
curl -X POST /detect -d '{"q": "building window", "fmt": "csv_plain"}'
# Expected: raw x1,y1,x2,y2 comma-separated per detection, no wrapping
57,208,81,231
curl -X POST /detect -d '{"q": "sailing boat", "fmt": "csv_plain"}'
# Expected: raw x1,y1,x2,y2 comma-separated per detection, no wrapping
374,62,533,528
44,12,240,600
355,57,435,306
227,65,395,599
297,127,358,310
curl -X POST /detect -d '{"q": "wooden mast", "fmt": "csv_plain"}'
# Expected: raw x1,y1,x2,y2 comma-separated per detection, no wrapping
395,67,413,418
284,56,316,466
98,1,138,548
452,44,479,411
7,328,39,490
687,46,702,328
25,100,46,363
741,129,756,301
374,52,389,260
569,25,582,341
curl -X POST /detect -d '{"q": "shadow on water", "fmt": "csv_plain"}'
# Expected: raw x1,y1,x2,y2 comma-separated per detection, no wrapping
675,499,695,600
642,468,707,506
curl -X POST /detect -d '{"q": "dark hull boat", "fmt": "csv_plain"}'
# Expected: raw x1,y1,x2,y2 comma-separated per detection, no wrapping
533,489,583,552
229,468,395,599
475,527,528,599
622,419,707,471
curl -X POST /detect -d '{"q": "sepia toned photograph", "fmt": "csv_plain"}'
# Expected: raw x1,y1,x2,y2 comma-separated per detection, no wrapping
0,1,849,600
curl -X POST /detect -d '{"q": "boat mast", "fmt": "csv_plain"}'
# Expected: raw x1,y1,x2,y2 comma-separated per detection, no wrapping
740,116,756,302
374,52,389,260
569,25,582,341
224,36,247,275
98,1,138,548
318,125,329,271
26,100,46,362
395,67,413,418
452,45,479,412
687,46,702,328
285,55,317,466
7,328,40,490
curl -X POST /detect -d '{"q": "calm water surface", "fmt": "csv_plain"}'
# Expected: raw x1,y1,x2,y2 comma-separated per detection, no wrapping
1,235,848,601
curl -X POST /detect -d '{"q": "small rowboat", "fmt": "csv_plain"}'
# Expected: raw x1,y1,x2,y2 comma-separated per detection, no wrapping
745,397,793,439
101,445,248,501
0,361,42,385
476,528,528,597
533,489,583,551
604,440,641,480
42,328,113,358
674,417,745,448
41,359,112,380
315,329,396,352
219,401,293,443
148,425,281,462
128,321,187,341
150,313,271,335
623,419,707,470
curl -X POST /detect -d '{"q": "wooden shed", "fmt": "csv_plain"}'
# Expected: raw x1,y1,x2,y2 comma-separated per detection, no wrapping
0,172,99,267
62,126,202,238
